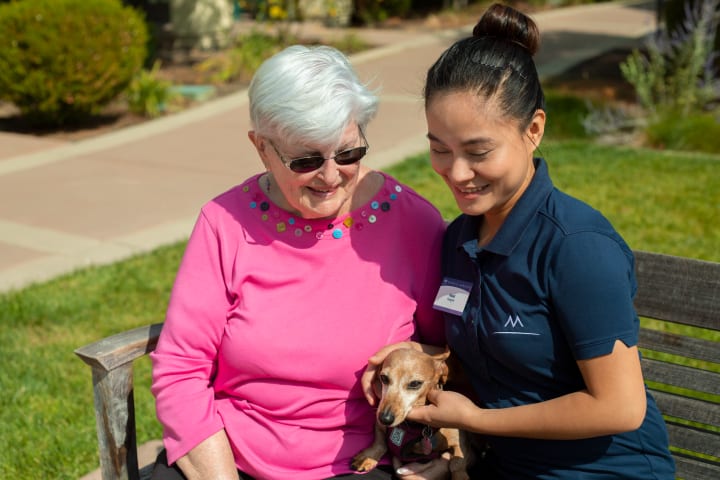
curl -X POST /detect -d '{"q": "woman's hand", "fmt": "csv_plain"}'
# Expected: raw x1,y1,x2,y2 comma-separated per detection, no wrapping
406,389,479,430
394,453,451,479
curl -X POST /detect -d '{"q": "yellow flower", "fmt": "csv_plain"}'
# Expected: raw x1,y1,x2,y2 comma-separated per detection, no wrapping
268,5,287,20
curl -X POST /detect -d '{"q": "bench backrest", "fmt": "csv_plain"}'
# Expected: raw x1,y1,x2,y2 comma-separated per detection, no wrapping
633,251,720,479
75,250,720,480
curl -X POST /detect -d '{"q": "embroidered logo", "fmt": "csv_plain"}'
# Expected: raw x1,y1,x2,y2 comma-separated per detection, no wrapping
493,314,540,336
504,315,524,328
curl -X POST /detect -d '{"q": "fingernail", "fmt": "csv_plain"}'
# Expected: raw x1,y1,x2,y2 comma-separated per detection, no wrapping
396,467,410,475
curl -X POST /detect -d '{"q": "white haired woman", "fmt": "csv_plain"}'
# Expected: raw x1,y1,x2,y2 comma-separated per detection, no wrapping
149,45,450,480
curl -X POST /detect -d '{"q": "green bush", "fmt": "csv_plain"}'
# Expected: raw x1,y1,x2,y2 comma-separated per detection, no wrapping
126,61,177,118
354,0,413,24
645,110,720,153
0,0,148,125
620,0,719,116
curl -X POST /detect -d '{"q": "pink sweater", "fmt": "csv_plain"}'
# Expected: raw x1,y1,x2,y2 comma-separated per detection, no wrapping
151,172,446,479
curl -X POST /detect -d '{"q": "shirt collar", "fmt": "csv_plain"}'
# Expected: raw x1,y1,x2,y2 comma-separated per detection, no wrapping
454,157,554,257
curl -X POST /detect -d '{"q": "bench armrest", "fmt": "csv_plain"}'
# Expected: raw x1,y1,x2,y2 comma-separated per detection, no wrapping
75,323,163,480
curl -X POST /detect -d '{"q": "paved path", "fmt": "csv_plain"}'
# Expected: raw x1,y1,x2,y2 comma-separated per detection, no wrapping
0,1,657,295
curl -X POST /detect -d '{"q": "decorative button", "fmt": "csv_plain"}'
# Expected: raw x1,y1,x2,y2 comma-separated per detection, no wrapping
276,222,286,233
343,217,354,228
250,201,257,209
327,223,334,230
288,218,296,225
369,215,377,223
381,202,390,212
304,225,312,232
361,210,368,218
370,201,379,210
260,202,270,211
390,193,398,200
294,228,303,236
395,185,403,192
243,185,250,192
261,214,269,221
316,232,324,239
332,228,343,239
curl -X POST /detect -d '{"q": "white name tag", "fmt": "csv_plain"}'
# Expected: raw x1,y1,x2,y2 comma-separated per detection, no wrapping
433,277,473,315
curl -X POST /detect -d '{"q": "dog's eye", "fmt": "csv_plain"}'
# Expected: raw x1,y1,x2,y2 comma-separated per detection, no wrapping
379,374,390,385
407,380,423,390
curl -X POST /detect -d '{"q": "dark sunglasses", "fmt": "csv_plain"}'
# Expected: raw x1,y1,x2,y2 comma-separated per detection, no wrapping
269,130,369,173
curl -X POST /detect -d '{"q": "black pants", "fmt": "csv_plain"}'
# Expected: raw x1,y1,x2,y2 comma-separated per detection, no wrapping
150,449,396,480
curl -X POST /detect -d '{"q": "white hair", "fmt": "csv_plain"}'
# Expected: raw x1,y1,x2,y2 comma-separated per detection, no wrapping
248,45,379,147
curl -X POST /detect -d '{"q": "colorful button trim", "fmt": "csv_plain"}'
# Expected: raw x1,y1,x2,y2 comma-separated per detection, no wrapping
245,177,401,239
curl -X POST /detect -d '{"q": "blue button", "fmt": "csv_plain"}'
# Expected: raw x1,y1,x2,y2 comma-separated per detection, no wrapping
332,228,343,239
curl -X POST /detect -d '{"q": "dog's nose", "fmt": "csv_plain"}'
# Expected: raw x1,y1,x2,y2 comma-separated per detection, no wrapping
379,410,395,426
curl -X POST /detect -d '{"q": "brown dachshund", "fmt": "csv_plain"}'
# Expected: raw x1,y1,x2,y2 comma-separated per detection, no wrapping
351,348,470,479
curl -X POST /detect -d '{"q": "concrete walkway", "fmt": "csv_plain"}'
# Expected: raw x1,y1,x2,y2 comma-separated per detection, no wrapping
0,2,658,478
0,1,657,295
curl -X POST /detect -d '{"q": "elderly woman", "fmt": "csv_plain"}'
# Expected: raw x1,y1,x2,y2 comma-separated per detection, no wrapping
149,45,449,480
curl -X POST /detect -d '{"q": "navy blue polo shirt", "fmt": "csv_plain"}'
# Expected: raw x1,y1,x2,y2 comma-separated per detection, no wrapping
442,158,675,479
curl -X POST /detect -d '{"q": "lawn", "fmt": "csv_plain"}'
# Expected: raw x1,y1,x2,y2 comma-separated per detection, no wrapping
1,140,718,478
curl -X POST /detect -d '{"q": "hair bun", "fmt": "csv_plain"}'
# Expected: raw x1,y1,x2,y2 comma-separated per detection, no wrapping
472,3,540,56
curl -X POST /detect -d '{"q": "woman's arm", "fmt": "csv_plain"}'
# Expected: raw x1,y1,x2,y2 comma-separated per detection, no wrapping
408,339,647,440
175,430,240,480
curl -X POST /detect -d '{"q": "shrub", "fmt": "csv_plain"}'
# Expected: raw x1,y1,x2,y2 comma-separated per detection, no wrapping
354,0,413,25
196,30,285,84
0,0,148,125
620,0,719,116
126,61,177,118
645,109,720,153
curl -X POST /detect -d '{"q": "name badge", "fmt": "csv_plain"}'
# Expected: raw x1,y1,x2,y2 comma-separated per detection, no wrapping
433,277,473,315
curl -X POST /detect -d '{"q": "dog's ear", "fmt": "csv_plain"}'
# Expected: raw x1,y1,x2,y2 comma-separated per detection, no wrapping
435,359,449,386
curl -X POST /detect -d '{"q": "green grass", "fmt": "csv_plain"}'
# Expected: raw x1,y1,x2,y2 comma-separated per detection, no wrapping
0,141,718,478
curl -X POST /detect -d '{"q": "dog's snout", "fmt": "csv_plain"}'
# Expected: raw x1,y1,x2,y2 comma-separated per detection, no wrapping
379,410,395,426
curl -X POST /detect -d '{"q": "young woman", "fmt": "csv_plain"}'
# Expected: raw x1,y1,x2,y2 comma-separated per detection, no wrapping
367,3,676,479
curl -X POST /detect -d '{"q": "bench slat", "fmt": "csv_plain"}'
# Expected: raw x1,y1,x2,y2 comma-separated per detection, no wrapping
639,327,720,364
650,390,720,428
634,251,720,331
642,358,720,396
672,454,720,480
666,421,720,459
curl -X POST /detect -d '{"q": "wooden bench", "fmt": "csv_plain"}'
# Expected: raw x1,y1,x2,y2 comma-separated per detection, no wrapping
75,250,720,480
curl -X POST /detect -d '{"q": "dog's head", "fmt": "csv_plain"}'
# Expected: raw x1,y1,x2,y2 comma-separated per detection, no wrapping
375,348,450,427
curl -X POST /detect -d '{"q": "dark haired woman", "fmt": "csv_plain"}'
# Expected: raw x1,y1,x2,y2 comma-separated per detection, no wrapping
365,3,676,478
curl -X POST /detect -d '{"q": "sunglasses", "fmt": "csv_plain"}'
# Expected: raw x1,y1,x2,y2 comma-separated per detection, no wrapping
269,130,369,173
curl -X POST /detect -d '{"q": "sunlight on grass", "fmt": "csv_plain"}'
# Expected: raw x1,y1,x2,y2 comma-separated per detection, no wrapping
1,141,718,478
387,142,720,261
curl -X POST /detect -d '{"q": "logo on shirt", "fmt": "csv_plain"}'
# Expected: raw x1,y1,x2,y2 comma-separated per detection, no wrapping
492,314,540,336
505,315,524,328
